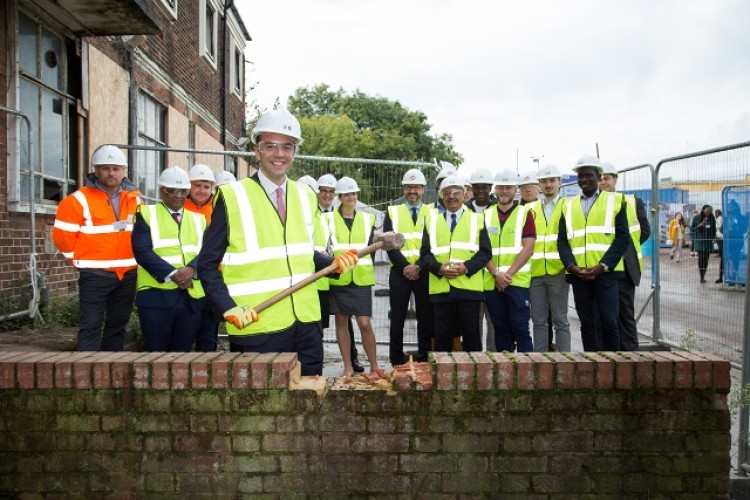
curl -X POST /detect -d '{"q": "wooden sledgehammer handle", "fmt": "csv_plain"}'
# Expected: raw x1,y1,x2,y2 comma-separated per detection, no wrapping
252,232,403,314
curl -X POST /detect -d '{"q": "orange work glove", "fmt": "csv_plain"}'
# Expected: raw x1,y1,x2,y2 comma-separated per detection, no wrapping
223,306,259,329
334,249,359,274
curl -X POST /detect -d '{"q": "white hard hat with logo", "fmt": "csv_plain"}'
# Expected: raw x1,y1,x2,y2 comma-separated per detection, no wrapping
401,169,426,185
436,164,458,181
214,171,236,186
518,172,538,186
251,109,303,146
335,176,360,195
494,169,519,186
188,164,215,183
536,164,561,180
601,161,618,176
469,168,494,185
159,166,190,189
438,175,466,197
317,173,337,189
572,154,604,174
297,175,319,193
91,145,127,168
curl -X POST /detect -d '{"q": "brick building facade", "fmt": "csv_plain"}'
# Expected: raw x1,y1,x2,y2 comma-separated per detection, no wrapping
0,0,251,317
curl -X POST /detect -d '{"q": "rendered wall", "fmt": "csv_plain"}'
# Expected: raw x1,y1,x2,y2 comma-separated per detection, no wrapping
0,350,731,497
87,45,129,159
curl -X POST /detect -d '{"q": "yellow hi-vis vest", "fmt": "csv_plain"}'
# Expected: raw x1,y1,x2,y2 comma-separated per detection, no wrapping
483,204,532,290
325,210,375,286
386,204,429,265
220,179,320,335
529,198,565,277
312,207,331,292
426,208,485,294
624,194,643,270
136,204,206,299
562,191,625,271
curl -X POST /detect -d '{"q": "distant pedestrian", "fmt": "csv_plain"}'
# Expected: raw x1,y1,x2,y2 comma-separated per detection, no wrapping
689,209,699,257
714,209,723,283
690,204,716,284
668,212,686,262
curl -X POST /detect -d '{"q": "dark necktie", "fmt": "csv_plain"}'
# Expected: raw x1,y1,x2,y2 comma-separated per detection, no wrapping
411,207,418,224
171,212,181,224
450,213,457,232
276,187,286,223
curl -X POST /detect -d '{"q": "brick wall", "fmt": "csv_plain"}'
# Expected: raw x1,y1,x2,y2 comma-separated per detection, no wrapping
0,350,731,497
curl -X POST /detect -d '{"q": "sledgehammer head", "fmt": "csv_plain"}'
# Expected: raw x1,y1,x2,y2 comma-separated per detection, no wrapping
374,232,404,251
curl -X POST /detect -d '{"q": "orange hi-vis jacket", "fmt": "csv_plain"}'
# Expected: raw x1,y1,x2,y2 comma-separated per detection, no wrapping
52,174,143,280
184,196,213,224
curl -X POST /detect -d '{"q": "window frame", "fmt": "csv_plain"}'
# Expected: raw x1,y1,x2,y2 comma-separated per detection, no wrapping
135,90,168,204
199,0,222,69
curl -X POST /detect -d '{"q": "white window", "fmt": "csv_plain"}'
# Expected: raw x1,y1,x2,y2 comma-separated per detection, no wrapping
230,42,243,99
153,0,178,22
12,12,77,210
199,0,222,68
136,92,167,203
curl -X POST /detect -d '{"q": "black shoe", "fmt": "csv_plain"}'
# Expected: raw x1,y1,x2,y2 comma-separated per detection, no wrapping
715,278,723,283
352,359,365,372
405,350,428,362
700,279,706,284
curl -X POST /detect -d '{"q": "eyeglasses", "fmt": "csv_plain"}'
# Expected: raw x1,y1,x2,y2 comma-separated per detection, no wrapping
258,142,295,154
163,187,189,195
442,189,464,197
319,188,335,195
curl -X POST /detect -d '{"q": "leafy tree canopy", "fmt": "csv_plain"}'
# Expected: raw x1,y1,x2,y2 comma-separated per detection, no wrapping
287,84,463,165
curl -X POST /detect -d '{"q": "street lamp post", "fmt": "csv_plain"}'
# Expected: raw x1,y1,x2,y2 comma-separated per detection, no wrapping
531,155,544,171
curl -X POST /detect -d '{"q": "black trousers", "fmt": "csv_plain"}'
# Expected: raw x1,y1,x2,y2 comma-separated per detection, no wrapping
433,299,481,352
570,278,620,351
388,268,432,365
618,276,639,351
77,269,136,351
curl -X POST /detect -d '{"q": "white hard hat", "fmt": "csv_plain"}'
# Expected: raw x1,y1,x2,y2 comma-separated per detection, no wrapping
601,161,618,176
462,176,472,187
401,169,426,185
335,176,360,195
188,164,215,183
494,169,519,186
518,172,538,186
159,166,190,189
214,170,236,186
297,175,319,193
536,164,561,180
469,168,494,185
572,154,604,174
91,145,127,168
251,109,303,146
439,175,466,197
436,165,458,181
317,173,337,188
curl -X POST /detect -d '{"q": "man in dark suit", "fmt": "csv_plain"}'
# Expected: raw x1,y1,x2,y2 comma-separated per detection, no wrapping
132,166,206,351
599,162,651,351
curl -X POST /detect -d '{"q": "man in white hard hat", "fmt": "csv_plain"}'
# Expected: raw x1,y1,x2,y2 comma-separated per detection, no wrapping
198,109,357,376
420,175,491,352
518,172,540,205
528,164,571,352
214,170,237,187
430,163,457,215
184,163,220,352
383,168,433,365
315,173,365,373
132,166,207,351
52,145,142,351
184,164,216,224
557,154,630,351
598,161,651,351
483,170,536,352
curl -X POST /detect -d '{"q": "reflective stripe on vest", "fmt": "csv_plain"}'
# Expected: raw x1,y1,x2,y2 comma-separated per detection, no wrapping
327,211,375,286
426,209,484,294
387,204,428,264
563,191,624,271
135,204,206,299
529,199,565,277
484,204,531,290
625,194,643,269
219,179,319,335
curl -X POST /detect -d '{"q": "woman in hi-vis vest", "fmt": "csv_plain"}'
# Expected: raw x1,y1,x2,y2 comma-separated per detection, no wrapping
325,177,385,378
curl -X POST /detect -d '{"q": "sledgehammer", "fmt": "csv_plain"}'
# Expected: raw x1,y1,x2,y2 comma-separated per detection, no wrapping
252,231,405,314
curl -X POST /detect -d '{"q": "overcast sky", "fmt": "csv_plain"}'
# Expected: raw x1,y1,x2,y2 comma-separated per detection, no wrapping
237,0,750,177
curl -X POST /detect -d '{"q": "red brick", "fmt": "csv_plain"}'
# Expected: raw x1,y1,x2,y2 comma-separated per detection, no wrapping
676,352,712,389
525,353,553,390
0,352,28,388
132,352,169,389
190,352,221,389
453,352,474,390
93,352,127,389
211,353,240,388
73,354,99,389
566,353,594,389
150,353,181,389
111,352,148,389
413,362,433,390
392,365,412,391
607,352,634,390
693,352,731,391
632,353,655,389
641,352,673,389
171,352,202,390
245,352,271,389
494,353,514,390
472,352,494,390
16,353,58,389
54,352,94,388
656,351,693,389
516,354,535,390
271,353,297,389
582,353,614,389
434,353,455,390
549,352,574,389
36,352,76,389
